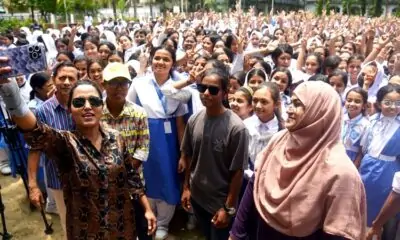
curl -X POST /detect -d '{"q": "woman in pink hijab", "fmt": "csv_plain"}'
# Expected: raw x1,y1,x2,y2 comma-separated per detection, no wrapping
229,81,366,239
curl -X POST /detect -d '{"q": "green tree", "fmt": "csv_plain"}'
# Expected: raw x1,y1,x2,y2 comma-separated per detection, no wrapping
111,0,117,19
342,0,350,14
325,0,330,12
316,0,323,15
359,0,367,15
372,0,383,16
3,0,28,14
25,0,57,22
117,0,126,14
204,0,217,9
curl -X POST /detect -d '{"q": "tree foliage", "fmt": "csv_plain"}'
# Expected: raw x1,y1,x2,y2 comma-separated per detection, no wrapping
3,0,28,14
372,0,383,16
359,0,367,15
0,18,33,33
325,0,330,13
316,0,323,15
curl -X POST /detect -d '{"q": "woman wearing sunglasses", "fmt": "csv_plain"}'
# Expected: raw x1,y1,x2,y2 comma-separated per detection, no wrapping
0,76,156,239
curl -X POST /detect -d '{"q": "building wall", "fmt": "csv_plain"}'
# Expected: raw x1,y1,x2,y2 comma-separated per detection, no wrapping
305,1,397,15
98,6,162,19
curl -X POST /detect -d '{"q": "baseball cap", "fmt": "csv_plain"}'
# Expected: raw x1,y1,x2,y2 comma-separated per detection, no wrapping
103,62,131,82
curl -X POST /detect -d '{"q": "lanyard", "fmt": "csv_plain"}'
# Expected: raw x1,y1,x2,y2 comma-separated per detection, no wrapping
151,79,168,114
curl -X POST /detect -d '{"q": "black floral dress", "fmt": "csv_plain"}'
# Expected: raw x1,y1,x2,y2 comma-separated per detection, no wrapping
25,123,144,239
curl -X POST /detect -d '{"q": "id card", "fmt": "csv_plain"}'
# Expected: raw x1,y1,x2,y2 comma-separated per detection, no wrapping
164,121,172,134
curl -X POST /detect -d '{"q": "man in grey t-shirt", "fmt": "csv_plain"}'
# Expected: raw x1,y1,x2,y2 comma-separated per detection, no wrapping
180,68,249,240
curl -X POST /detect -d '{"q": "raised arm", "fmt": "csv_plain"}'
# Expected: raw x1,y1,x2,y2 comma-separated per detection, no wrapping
0,60,72,173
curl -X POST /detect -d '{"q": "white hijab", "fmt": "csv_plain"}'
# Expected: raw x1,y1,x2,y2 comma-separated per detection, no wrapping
358,61,387,103
102,30,117,48
41,34,58,66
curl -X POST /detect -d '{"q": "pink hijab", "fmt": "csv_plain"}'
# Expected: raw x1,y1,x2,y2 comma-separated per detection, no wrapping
254,81,366,239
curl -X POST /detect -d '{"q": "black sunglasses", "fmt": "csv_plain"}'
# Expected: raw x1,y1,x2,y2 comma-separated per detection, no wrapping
71,96,103,108
197,83,220,95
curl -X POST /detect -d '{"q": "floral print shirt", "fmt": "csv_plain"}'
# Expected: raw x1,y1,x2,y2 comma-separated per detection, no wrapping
24,122,144,239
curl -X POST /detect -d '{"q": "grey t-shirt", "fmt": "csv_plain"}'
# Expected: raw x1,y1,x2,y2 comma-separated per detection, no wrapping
181,109,249,214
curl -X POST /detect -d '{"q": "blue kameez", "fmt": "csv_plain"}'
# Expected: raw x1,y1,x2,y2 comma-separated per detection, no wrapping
359,114,400,226
128,75,187,205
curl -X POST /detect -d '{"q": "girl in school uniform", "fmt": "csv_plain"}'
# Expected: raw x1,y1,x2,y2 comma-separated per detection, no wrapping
127,46,187,240
328,69,348,104
341,87,370,166
245,68,268,91
243,82,284,180
230,87,253,120
269,67,292,120
359,84,400,230
358,61,387,104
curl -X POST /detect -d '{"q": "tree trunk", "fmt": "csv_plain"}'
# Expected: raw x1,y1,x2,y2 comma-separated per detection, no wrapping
385,0,389,17
30,6,35,21
112,0,117,19
149,0,153,18
133,0,137,19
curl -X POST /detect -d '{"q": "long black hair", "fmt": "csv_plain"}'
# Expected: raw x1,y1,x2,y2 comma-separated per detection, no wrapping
29,72,51,100
345,87,368,116
374,84,400,113
270,67,293,96
255,82,284,130
150,46,176,77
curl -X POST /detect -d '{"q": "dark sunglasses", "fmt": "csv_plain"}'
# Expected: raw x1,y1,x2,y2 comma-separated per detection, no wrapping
71,96,103,108
197,83,220,95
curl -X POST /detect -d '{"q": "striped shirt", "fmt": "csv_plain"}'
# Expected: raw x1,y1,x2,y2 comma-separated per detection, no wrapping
36,95,74,189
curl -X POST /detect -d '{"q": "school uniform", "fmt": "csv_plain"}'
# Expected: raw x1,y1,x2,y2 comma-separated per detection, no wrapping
160,73,204,123
280,93,290,121
127,73,187,233
243,115,280,179
359,113,400,226
341,113,370,161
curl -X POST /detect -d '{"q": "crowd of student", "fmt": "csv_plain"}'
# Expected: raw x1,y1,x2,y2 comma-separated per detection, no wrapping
0,6,399,240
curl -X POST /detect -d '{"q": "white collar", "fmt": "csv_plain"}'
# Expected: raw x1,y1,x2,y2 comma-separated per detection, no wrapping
379,113,397,122
344,113,363,123
255,115,278,130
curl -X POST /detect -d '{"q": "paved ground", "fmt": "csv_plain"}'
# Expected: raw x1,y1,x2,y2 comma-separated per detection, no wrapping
0,175,204,240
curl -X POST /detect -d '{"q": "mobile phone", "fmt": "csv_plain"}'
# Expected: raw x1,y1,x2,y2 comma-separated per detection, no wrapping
0,44,47,79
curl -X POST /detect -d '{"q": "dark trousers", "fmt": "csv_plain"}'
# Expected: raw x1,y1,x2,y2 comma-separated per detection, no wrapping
191,198,232,240
133,198,152,240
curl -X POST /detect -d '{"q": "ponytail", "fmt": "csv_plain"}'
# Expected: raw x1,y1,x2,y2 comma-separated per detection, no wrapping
274,108,284,130
29,90,35,100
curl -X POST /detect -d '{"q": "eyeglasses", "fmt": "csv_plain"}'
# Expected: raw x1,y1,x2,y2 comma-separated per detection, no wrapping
382,100,400,108
197,83,220,95
71,96,103,108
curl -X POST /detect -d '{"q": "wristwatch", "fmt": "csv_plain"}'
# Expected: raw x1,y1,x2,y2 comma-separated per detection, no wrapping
223,204,236,216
